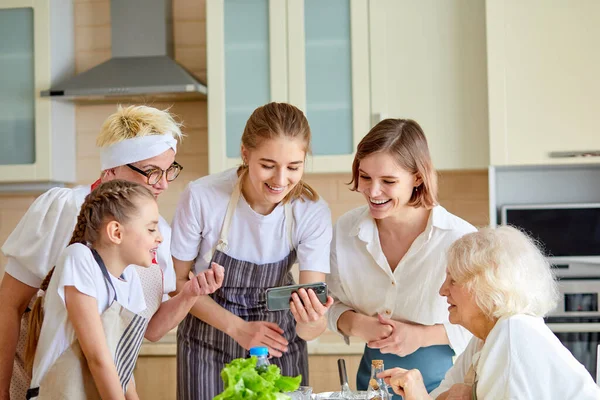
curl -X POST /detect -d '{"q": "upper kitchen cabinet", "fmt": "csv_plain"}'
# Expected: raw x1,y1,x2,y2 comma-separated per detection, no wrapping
0,0,75,184
287,0,370,172
207,0,370,173
487,0,600,166
369,0,489,170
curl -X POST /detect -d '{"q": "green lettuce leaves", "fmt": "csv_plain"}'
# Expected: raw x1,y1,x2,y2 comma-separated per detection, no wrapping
214,356,302,400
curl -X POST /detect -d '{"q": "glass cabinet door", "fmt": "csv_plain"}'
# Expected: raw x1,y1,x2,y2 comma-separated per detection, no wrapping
0,7,35,166
208,0,287,172
223,0,271,158
303,0,353,156
287,0,370,172
208,0,369,173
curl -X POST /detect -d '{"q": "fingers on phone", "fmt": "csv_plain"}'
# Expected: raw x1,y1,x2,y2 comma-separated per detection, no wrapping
291,295,309,321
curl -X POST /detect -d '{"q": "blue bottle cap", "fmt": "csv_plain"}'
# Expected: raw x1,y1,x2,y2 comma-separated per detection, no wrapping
249,346,269,357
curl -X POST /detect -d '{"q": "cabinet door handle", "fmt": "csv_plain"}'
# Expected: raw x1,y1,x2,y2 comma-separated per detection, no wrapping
549,150,600,158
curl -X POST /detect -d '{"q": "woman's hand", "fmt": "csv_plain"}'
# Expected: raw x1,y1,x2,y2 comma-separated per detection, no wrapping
367,314,424,356
183,262,225,297
289,288,334,324
377,367,431,400
232,320,289,357
341,312,393,343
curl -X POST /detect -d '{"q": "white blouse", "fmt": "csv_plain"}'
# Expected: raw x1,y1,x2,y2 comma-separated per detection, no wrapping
1,184,176,296
430,315,600,399
327,205,474,354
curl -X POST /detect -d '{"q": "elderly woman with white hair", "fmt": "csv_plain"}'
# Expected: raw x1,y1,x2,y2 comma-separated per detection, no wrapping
378,225,600,399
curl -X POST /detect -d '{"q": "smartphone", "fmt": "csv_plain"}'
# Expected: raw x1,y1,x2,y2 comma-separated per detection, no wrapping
265,282,328,311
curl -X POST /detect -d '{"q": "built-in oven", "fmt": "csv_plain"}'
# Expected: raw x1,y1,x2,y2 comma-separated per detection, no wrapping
544,278,600,381
501,203,600,381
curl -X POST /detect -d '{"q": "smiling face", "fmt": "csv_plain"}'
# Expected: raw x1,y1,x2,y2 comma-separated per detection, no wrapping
104,149,176,198
241,136,306,215
119,197,163,268
356,152,421,219
439,270,486,331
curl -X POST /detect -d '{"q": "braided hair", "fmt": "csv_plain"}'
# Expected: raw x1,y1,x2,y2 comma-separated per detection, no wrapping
25,180,155,374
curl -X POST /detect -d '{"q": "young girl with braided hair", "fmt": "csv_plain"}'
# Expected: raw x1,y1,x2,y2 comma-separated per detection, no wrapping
24,180,222,400
0,105,223,399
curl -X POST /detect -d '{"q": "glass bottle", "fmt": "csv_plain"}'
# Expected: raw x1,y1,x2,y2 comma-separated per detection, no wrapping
367,359,391,400
249,346,270,373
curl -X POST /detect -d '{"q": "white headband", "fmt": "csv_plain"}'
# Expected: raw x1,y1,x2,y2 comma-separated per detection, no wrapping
100,134,178,170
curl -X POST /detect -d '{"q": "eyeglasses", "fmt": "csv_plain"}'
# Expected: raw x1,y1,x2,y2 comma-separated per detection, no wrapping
126,161,183,185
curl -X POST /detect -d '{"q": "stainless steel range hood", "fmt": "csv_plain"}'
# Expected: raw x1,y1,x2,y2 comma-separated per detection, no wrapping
41,0,206,100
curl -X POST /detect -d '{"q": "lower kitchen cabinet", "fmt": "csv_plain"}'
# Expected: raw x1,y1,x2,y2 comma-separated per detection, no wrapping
134,356,178,400
308,354,363,393
133,354,364,399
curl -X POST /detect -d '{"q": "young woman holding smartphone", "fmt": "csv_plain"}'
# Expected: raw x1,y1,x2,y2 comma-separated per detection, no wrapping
171,102,334,399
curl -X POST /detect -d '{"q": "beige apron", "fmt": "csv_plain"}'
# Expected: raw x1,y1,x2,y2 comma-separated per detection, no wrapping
25,249,163,400
462,341,484,400
10,265,162,400
463,365,478,400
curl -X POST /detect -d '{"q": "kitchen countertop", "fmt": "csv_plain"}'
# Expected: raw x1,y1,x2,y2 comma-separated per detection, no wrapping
139,328,366,356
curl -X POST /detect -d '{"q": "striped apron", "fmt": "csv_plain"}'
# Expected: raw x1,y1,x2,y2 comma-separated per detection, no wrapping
357,345,454,399
26,250,151,399
177,180,308,400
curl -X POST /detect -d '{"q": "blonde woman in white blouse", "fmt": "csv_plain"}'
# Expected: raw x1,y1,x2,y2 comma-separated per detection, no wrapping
379,226,600,400
326,119,474,397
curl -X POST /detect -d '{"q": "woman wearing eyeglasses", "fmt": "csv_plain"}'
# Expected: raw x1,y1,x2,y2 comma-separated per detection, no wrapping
0,105,223,400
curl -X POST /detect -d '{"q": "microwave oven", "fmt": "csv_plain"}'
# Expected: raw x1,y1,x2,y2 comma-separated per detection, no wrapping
500,203,600,266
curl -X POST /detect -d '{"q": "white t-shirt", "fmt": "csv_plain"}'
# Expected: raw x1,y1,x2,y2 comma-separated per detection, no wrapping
30,243,147,388
430,315,600,399
171,168,332,274
1,184,176,296
327,205,474,353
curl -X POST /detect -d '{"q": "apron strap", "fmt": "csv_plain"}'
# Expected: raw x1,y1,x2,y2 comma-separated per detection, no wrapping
202,178,295,264
201,178,240,264
284,202,294,251
464,341,484,399
91,249,118,303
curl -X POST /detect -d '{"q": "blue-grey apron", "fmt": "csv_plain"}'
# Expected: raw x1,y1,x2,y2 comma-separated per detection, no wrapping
357,345,454,399
176,179,308,400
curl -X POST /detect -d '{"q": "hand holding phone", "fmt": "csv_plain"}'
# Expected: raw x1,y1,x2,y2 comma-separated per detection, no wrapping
265,282,328,311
